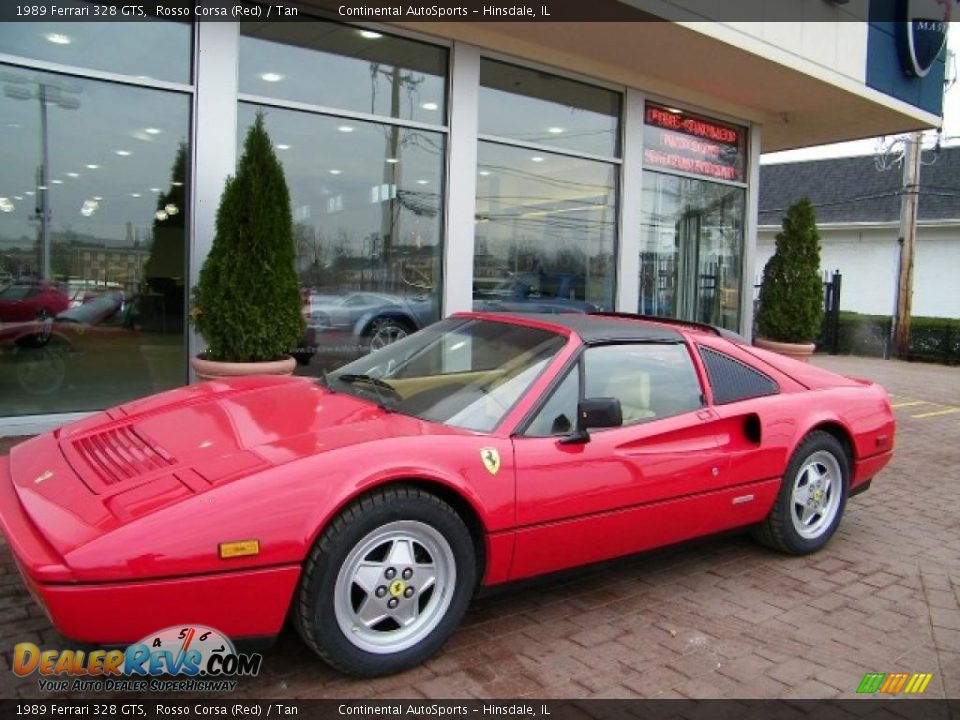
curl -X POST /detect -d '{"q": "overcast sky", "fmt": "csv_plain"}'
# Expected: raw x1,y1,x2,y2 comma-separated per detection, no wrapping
761,23,959,164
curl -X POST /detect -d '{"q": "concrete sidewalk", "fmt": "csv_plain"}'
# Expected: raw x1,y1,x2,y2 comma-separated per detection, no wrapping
1,355,958,699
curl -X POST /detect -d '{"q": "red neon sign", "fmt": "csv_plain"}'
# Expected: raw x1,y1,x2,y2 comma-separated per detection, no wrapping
644,103,745,182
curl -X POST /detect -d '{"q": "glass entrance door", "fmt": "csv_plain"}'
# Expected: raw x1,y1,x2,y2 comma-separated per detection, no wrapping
639,172,745,331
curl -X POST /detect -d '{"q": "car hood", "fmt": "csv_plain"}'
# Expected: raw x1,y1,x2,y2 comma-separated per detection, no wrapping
8,375,461,562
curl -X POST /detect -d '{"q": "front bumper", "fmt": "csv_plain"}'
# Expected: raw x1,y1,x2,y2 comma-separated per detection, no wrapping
35,564,301,644
0,455,300,644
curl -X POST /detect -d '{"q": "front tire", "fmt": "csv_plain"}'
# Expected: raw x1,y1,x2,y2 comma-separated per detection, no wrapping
294,486,476,677
365,317,411,352
752,431,849,555
23,308,54,347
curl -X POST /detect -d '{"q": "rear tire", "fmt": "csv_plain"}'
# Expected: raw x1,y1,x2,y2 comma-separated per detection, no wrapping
752,431,849,555
294,486,476,677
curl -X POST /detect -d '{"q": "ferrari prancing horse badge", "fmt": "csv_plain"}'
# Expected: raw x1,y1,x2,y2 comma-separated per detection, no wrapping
480,447,501,475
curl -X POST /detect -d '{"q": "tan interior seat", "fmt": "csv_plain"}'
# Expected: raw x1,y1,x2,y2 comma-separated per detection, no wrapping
603,371,656,424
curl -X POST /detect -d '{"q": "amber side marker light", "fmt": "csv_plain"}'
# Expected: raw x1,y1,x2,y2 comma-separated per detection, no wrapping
219,540,260,559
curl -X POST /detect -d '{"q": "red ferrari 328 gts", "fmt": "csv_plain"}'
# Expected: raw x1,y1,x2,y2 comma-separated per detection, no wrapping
0,313,895,676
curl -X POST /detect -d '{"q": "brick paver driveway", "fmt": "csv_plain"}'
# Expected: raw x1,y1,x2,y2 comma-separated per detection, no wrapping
1,355,958,699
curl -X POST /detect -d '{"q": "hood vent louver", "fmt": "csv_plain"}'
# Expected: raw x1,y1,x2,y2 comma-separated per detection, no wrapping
73,425,176,485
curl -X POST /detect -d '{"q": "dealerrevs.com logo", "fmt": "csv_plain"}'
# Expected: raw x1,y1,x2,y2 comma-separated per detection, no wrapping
13,625,262,693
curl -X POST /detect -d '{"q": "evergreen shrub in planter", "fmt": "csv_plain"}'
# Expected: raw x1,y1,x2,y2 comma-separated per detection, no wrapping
191,112,305,378
755,198,824,361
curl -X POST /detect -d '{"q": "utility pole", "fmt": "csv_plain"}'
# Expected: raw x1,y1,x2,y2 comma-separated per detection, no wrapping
893,131,922,358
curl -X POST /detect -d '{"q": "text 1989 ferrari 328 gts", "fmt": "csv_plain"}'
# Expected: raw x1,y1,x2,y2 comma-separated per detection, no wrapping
0,313,894,676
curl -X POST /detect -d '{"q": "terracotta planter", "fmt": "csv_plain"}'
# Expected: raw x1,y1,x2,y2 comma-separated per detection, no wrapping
190,354,297,381
754,337,816,363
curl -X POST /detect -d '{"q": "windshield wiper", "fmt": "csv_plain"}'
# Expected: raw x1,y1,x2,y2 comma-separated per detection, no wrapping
336,373,398,411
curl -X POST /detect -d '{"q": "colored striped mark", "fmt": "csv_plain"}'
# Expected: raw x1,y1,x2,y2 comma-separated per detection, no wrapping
857,673,885,693
891,401,927,408
912,407,960,419
857,672,934,694
904,673,934,694
880,672,909,693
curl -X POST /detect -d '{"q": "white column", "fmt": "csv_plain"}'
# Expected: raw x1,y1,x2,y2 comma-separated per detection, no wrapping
442,42,480,317
616,88,645,312
741,121,762,338
190,22,239,370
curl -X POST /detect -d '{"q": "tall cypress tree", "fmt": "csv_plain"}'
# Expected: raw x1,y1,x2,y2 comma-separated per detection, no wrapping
756,197,824,343
192,112,304,362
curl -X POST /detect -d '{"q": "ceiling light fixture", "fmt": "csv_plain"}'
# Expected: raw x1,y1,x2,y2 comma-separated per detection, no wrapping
421,102,438,111
337,125,354,133
547,127,564,134
259,72,284,82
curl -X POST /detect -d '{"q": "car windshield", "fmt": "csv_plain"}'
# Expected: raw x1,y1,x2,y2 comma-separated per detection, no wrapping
327,317,567,433
0,285,33,299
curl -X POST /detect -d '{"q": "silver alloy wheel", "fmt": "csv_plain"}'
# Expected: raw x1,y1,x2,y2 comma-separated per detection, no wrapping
789,450,843,540
34,308,53,344
369,322,408,351
334,520,456,655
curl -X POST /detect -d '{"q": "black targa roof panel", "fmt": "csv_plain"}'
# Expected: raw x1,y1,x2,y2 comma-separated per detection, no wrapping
489,313,684,344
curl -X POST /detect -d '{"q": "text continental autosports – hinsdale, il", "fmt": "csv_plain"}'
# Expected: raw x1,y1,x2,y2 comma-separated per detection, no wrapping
338,705,538,716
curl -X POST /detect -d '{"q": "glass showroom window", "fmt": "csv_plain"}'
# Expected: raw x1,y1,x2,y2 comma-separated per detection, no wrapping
475,59,621,312
639,104,746,331
0,21,192,84
239,20,447,373
0,66,191,415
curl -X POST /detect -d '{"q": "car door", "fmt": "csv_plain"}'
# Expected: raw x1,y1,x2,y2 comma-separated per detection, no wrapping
509,341,734,580
694,340,790,487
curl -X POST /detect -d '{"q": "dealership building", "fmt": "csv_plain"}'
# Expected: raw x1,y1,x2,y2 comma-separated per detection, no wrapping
0,0,948,434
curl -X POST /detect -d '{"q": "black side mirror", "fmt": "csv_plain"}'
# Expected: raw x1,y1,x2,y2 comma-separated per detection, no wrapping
559,397,623,445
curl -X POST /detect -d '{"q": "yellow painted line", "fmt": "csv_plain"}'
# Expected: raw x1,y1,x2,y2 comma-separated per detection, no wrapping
891,401,927,408
917,673,934,693
912,407,960,419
